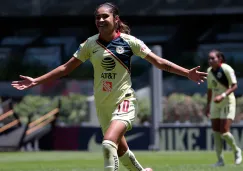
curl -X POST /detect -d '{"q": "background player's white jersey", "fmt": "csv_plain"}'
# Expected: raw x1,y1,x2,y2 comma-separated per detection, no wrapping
207,63,237,105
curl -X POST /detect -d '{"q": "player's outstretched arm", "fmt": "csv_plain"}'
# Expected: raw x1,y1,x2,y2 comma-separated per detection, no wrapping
11,57,82,90
144,52,207,84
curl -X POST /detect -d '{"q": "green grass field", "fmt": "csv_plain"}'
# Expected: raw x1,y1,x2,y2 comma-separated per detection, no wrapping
0,151,242,171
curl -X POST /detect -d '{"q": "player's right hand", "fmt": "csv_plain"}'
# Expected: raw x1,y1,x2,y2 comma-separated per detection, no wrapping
11,75,37,90
187,66,207,85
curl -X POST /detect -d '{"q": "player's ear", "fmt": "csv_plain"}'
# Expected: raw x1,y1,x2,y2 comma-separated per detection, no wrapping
114,15,119,23
219,56,223,63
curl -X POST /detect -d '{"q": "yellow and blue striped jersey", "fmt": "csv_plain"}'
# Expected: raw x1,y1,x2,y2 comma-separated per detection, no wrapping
74,33,151,106
207,63,237,102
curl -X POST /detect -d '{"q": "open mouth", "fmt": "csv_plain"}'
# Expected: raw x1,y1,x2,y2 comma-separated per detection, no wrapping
97,23,107,28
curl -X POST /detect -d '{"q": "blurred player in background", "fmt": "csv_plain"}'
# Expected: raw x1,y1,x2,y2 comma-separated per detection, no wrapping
206,49,242,166
12,2,207,171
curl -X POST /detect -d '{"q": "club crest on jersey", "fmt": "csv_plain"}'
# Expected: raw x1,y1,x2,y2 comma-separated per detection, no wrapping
116,46,124,54
217,72,222,78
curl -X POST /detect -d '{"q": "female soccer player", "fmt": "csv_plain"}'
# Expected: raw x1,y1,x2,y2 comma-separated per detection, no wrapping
206,49,242,166
12,2,207,171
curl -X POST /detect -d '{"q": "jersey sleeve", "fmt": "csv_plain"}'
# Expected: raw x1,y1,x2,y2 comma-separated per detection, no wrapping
224,65,237,85
129,36,151,58
73,40,90,62
207,68,212,89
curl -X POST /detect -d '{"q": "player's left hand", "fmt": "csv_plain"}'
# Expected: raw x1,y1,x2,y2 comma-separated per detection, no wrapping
188,66,207,85
205,105,210,118
214,95,224,103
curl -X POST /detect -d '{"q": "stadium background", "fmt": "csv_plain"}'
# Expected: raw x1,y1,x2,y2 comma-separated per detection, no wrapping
0,0,243,170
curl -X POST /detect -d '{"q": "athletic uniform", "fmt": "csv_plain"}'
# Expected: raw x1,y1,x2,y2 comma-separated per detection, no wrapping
207,63,237,120
74,32,151,133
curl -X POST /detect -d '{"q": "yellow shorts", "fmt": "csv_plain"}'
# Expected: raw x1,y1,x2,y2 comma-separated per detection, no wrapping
96,98,138,134
210,101,236,120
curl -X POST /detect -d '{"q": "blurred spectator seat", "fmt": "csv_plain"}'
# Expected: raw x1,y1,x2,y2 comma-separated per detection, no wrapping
58,28,89,37
0,47,12,61
216,24,243,41
2,0,243,16
217,33,243,41
43,0,90,15
14,29,41,37
43,37,77,57
118,0,152,15
73,0,107,15
23,46,62,70
1,37,36,46
132,26,175,43
226,0,243,7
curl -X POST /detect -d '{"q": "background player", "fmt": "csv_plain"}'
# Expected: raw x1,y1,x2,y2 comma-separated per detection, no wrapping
206,49,242,166
11,2,207,171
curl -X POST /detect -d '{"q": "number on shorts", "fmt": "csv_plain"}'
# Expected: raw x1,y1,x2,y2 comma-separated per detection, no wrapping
224,105,229,114
118,100,130,113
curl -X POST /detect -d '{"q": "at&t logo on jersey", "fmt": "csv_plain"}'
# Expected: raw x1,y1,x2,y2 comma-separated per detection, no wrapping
101,57,117,79
101,73,117,79
101,57,116,71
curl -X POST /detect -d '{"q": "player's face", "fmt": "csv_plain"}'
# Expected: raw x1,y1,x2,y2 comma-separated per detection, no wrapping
95,6,117,34
208,52,220,68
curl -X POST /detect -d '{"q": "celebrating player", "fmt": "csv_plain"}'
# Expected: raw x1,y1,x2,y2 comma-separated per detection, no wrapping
206,49,242,166
12,2,207,171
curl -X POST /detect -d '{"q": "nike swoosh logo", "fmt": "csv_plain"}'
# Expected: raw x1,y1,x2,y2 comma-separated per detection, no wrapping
88,132,144,152
93,49,99,53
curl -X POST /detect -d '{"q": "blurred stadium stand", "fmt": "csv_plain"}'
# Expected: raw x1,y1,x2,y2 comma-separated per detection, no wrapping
23,46,62,69
1,0,243,16
43,37,77,57
0,99,23,151
1,37,37,46
0,0,243,127
0,99,60,151
0,1,242,78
